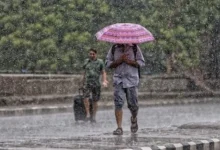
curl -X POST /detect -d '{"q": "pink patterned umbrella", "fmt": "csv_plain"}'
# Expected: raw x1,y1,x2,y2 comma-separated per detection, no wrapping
95,23,154,44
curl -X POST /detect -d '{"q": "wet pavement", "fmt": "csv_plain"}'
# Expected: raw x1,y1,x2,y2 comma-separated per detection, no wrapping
0,103,220,149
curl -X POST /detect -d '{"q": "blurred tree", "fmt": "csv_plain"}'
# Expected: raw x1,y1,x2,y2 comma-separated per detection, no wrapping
0,0,110,73
0,0,219,77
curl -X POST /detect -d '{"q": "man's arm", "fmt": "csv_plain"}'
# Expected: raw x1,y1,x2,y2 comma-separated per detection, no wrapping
80,71,85,87
123,58,139,68
110,54,139,68
109,57,123,68
101,70,108,87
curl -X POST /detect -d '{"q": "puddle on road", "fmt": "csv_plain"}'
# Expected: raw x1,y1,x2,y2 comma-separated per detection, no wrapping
0,131,209,150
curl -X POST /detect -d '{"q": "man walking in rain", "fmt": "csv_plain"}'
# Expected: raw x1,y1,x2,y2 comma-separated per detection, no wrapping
82,48,108,123
105,43,145,135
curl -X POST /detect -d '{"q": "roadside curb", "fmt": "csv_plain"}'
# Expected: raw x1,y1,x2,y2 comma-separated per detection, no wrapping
120,138,220,150
1,91,220,107
0,97,220,117
0,104,72,116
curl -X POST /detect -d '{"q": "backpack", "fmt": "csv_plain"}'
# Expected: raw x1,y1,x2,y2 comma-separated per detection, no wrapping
111,44,141,78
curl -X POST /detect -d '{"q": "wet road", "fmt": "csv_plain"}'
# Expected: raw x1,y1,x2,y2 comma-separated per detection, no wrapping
0,102,220,149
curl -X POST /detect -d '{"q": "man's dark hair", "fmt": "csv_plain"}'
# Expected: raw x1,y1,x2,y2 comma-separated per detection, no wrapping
90,48,97,54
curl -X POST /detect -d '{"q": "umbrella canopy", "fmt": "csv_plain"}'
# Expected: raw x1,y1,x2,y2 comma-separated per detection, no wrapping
95,23,154,44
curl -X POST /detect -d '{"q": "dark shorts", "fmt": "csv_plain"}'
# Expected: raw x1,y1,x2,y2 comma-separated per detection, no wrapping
114,83,139,113
83,83,101,102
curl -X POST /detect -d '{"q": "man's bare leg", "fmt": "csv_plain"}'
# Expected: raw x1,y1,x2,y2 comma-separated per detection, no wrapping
92,101,98,122
83,98,90,118
113,109,123,135
115,109,123,128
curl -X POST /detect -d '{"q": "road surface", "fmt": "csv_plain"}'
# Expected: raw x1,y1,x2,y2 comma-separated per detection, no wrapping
0,103,220,149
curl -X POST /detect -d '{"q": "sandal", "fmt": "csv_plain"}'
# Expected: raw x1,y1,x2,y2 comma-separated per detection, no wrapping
130,117,138,133
113,128,123,135
90,118,96,123
84,117,90,122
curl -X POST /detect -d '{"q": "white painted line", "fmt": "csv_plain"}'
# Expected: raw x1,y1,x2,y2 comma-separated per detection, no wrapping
157,146,166,150
212,139,220,142
47,106,59,109
31,107,41,109
188,141,196,145
212,139,220,150
200,140,209,150
201,140,209,144
140,147,152,150
173,143,183,150
188,141,196,150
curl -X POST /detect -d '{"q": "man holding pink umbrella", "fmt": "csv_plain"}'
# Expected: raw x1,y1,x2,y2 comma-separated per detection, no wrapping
96,23,154,135
105,43,145,135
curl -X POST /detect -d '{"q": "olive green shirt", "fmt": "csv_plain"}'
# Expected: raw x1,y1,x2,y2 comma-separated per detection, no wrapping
83,58,105,86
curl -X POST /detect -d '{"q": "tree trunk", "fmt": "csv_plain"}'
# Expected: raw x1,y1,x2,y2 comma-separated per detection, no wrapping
173,64,214,94
183,69,214,94
166,52,176,75
166,56,172,75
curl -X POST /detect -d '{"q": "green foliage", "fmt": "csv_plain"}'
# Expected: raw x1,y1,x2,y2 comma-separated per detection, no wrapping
0,0,219,74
